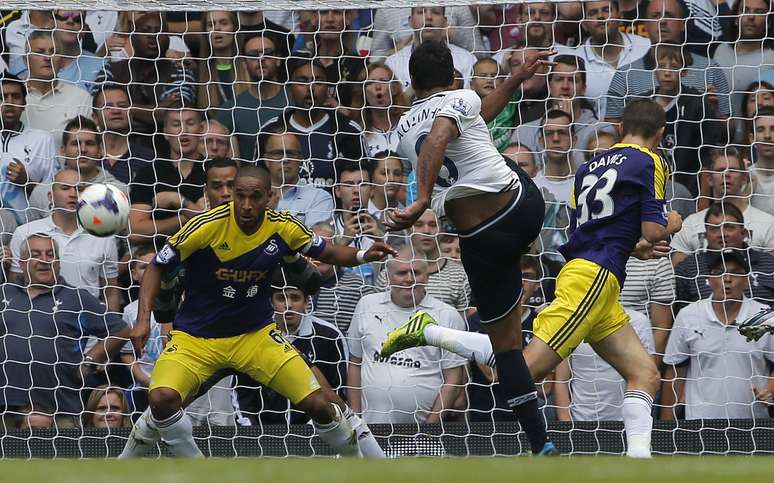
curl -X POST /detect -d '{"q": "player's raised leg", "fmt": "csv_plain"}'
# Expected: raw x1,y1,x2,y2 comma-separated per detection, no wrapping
589,324,660,458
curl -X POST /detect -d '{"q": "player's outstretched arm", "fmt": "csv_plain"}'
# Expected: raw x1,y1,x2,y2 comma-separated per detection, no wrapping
480,49,556,123
131,261,164,358
315,241,398,267
384,117,458,231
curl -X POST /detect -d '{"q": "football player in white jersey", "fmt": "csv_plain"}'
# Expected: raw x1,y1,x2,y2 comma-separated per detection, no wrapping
384,41,557,455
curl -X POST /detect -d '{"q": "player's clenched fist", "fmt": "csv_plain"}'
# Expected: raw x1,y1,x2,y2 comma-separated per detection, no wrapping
130,319,151,358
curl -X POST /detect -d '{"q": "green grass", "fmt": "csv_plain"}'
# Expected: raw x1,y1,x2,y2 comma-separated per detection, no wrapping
0,457,770,483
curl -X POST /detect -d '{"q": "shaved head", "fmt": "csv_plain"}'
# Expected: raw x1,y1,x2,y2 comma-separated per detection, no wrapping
236,164,271,187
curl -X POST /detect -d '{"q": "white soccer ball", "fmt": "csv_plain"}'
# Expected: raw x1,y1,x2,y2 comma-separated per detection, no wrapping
76,183,130,237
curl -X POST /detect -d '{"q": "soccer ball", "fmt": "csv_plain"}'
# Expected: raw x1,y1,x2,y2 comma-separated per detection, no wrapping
76,183,130,237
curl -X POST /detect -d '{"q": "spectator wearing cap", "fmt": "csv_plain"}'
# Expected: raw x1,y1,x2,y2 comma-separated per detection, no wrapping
216,33,292,162
671,150,774,266
258,55,365,189
234,266,348,425
662,248,774,420
260,126,335,228
675,202,774,311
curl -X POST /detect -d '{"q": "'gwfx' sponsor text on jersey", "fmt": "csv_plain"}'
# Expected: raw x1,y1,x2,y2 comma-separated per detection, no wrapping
559,143,668,284
153,203,326,338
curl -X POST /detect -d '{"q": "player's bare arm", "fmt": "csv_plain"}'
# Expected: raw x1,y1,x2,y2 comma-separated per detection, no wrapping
641,210,683,245
480,49,556,123
384,117,459,231
315,241,398,267
130,261,164,357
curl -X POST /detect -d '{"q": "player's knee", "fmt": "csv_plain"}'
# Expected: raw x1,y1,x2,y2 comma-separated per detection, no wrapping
629,360,660,395
148,387,184,420
483,319,522,352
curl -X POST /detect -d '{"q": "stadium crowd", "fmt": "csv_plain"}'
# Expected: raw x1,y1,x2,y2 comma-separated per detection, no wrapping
0,1,773,432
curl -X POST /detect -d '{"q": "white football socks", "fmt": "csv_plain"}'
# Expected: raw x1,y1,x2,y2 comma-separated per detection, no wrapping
344,407,386,458
119,408,160,459
424,324,495,367
313,403,362,457
151,409,204,458
622,390,654,458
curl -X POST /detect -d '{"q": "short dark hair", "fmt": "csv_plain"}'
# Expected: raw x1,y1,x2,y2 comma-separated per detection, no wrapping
205,157,240,176
520,255,543,279
621,99,666,138
705,201,745,225
754,105,774,120
542,109,573,127
335,159,374,183
236,164,271,186
62,116,101,146
287,54,328,81
550,55,587,85
0,72,27,99
410,6,445,15
409,40,454,92
93,83,129,109
270,266,311,296
708,147,744,171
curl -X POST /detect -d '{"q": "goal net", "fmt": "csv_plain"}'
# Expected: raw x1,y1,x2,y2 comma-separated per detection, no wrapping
0,0,772,458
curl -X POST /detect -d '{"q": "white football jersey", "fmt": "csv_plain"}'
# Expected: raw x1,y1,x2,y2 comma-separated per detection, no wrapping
396,89,519,217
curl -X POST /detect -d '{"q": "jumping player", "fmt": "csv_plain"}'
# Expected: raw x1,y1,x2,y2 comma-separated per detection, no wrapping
383,40,557,455
383,97,682,458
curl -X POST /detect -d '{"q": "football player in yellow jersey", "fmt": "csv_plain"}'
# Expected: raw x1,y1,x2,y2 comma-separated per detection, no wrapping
120,165,395,458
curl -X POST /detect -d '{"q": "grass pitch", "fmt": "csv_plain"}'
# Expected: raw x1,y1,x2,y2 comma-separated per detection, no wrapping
0,456,770,483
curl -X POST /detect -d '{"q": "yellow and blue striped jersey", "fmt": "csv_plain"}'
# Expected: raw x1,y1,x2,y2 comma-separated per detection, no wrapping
153,203,326,338
560,143,669,284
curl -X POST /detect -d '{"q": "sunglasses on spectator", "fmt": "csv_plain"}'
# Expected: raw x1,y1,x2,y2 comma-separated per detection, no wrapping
55,12,83,23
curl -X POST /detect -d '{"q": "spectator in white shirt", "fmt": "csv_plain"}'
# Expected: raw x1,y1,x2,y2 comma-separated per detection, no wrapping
533,110,575,259
4,11,55,67
21,30,92,145
10,168,121,311
555,0,650,118
750,108,774,216
662,249,774,420
554,308,656,421
0,73,58,225
385,6,477,91
671,148,774,265
347,245,467,424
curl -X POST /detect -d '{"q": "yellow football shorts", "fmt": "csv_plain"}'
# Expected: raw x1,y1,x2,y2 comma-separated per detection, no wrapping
149,324,321,405
533,258,629,359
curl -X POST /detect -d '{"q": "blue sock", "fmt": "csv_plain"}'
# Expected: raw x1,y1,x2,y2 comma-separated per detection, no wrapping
494,349,549,453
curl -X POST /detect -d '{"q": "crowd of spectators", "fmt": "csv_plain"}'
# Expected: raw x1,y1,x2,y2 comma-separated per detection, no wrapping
0,1,773,431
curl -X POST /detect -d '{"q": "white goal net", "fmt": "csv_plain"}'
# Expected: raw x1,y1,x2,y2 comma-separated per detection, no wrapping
0,0,772,457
